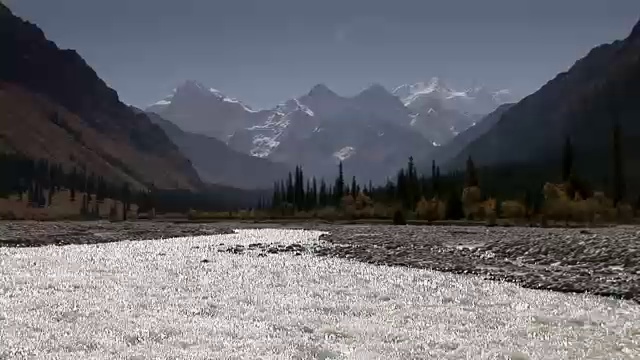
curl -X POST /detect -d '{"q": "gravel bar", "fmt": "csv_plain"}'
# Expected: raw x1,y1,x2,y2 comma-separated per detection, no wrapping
312,225,640,304
0,221,233,247
1,221,638,303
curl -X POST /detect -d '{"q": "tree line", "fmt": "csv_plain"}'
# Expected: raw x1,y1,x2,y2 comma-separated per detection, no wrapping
0,153,153,219
267,111,635,221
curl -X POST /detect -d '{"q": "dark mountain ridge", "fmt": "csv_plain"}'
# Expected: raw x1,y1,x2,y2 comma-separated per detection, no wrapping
447,18,640,196
0,3,202,189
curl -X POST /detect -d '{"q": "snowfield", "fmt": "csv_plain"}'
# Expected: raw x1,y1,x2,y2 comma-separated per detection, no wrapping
1,229,639,359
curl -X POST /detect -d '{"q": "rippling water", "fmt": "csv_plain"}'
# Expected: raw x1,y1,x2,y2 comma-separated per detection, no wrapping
0,229,638,359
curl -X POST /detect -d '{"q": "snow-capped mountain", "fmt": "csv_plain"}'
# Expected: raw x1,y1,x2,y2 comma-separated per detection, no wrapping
229,83,430,182
146,78,511,183
393,77,515,115
147,80,263,140
392,77,515,145
148,81,432,182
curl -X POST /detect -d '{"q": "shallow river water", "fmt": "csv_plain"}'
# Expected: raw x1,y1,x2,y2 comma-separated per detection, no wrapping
0,229,638,359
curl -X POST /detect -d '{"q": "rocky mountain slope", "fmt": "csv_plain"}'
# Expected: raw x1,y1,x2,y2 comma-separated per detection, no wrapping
393,77,514,145
145,112,289,189
447,18,640,189
150,82,437,182
0,3,201,190
230,84,433,182
425,104,514,167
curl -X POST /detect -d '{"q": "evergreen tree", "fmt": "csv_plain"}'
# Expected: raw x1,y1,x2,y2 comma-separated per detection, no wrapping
319,180,328,208
396,169,408,209
286,172,294,205
351,176,357,197
312,178,318,209
294,166,304,210
465,156,479,187
47,186,54,206
334,162,345,205
271,182,281,209
279,181,286,206
87,172,96,197
121,183,131,221
432,161,440,196
69,167,78,202
612,118,625,205
562,135,573,182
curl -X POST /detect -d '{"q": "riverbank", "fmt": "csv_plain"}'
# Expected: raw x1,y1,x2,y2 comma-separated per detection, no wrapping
1,221,638,303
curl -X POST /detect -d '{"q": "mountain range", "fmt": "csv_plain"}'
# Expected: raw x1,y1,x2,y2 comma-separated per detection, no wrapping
147,78,512,183
5,0,639,202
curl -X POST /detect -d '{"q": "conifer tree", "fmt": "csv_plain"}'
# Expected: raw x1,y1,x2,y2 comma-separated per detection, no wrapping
286,172,294,205
397,169,408,209
351,176,357,197
279,181,286,206
562,135,573,182
612,118,625,205
305,179,312,211
69,167,78,202
271,182,280,209
121,183,131,220
319,180,328,208
312,177,318,209
465,156,479,187
431,160,439,196
334,162,345,205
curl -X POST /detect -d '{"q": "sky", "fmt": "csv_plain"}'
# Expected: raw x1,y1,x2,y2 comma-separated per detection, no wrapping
5,0,640,109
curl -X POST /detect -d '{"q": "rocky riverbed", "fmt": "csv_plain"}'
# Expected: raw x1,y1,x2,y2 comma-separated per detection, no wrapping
1,221,638,303
314,225,640,303
0,221,234,247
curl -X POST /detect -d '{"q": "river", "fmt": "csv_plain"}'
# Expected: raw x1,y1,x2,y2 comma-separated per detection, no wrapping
1,229,638,359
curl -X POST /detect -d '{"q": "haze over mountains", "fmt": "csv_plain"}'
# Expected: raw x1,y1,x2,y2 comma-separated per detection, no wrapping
3,0,640,201
147,78,513,183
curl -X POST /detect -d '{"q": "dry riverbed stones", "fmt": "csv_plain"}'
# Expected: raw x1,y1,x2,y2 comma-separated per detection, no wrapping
1,221,638,303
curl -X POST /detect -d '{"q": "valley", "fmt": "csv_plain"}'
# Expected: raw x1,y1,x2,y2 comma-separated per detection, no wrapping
1,1,640,358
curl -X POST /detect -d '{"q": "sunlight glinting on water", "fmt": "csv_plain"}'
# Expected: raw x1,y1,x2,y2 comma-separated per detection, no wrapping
0,229,638,359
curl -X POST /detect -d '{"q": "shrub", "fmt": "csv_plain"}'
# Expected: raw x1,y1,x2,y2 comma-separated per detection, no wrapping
416,197,446,222
543,182,569,201
372,203,391,218
461,186,482,219
354,192,373,210
617,203,634,223
543,197,572,222
316,207,339,221
501,200,526,219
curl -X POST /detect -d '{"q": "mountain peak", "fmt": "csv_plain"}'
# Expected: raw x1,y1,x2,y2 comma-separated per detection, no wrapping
175,80,214,95
308,83,336,97
355,83,396,101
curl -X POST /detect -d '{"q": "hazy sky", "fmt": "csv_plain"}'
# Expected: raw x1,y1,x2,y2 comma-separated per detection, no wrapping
5,0,640,109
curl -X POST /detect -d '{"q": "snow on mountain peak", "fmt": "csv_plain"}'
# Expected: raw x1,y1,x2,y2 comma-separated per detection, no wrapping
393,77,514,115
148,80,259,113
